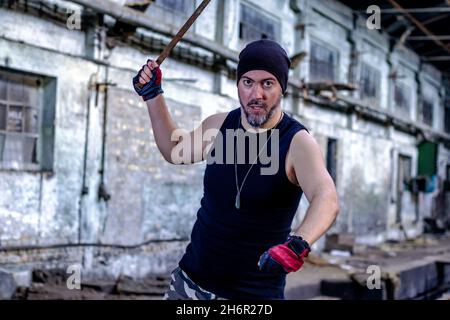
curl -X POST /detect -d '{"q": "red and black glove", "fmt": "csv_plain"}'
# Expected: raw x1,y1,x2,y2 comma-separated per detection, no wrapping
258,235,311,274
132,59,164,101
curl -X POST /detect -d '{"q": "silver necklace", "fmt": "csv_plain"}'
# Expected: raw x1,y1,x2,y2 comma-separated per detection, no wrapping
234,112,284,210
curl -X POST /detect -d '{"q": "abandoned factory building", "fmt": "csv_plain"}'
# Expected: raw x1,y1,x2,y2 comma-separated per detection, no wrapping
0,0,449,280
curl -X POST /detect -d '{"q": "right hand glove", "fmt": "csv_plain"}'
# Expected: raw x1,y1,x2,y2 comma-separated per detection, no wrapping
258,235,311,274
133,59,164,101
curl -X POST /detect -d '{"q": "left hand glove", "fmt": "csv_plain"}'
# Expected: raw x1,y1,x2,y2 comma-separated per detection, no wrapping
132,59,164,101
258,235,311,274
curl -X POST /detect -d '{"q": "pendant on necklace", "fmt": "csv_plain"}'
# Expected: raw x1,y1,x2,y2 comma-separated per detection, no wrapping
235,193,240,210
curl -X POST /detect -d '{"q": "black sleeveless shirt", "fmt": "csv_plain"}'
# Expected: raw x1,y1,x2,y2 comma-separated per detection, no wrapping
179,107,309,299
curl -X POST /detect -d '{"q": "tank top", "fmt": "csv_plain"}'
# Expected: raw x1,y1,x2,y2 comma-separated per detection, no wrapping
179,107,309,299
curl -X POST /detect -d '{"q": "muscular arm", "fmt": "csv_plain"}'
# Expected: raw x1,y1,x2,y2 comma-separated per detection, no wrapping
289,130,340,246
146,95,227,165
139,60,227,164
146,94,179,162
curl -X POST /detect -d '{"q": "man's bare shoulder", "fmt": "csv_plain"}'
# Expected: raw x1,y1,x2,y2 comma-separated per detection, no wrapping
202,112,229,131
287,129,322,170
288,128,317,152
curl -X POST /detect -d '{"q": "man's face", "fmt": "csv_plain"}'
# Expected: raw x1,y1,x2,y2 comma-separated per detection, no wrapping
238,70,283,128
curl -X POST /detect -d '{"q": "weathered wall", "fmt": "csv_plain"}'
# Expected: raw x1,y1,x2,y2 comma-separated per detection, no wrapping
102,89,204,244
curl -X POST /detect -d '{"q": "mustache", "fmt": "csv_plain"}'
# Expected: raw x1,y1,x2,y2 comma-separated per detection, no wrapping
247,100,267,108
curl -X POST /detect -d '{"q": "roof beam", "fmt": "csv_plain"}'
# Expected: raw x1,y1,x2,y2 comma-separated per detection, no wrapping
422,13,449,26
378,7,450,13
407,36,450,41
387,0,450,55
422,56,450,61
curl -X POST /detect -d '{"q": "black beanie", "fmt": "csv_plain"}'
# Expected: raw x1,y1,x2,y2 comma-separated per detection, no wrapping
237,39,291,94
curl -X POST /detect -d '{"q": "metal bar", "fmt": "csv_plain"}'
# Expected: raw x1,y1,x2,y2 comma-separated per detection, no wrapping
407,36,450,41
422,56,450,61
387,0,450,55
0,237,190,252
360,7,450,13
422,13,449,25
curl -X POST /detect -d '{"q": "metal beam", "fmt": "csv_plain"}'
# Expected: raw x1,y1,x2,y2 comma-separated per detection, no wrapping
422,13,449,26
387,0,450,55
385,16,409,33
407,36,450,41
361,7,450,13
69,0,239,62
422,56,450,61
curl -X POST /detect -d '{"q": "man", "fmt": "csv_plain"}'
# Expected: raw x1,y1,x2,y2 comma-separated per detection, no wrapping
133,39,339,300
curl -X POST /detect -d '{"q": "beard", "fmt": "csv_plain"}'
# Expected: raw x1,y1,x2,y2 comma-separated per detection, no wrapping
239,94,282,128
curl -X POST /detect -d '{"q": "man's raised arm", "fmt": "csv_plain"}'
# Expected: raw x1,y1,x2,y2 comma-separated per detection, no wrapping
133,59,226,164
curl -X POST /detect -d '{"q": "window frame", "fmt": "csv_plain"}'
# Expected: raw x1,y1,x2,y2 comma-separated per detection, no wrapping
145,0,196,29
392,81,411,117
308,38,339,83
154,0,195,15
444,100,450,134
238,2,281,43
326,137,338,185
359,62,381,105
421,94,434,127
0,68,55,172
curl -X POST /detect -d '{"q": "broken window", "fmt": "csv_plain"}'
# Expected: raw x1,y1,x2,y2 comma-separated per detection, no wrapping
326,138,338,184
0,69,55,171
239,3,280,42
422,95,433,127
309,41,338,82
359,63,380,104
393,82,411,116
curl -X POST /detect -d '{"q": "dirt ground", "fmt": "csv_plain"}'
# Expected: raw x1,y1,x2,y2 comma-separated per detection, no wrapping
286,232,450,299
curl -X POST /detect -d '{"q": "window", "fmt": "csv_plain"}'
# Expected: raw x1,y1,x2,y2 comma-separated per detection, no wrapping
147,0,195,27
396,154,412,223
0,69,55,171
154,0,194,15
309,41,338,82
393,82,411,117
239,3,280,42
359,63,380,104
422,96,433,127
326,138,338,184
445,102,450,134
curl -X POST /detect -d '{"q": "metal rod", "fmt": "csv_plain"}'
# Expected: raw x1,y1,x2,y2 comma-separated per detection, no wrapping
69,0,237,62
387,0,450,55
422,56,450,61
156,0,211,65
360,7,450,13
407,36,450,41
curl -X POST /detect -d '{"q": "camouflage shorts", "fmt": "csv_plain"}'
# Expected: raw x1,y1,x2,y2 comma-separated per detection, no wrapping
163,267,226,300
